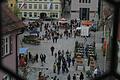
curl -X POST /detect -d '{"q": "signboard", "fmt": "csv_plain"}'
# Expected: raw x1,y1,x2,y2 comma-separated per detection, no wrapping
81,26,90,36
77,65,83,70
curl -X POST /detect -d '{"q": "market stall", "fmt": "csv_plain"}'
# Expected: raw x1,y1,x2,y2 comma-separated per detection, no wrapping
81,20,93,26
18,48,29,67
75,53,84,70
58,18,68,28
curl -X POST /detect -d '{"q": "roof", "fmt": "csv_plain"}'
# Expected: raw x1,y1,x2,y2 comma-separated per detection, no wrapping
117,22,120,41
1,2,25,34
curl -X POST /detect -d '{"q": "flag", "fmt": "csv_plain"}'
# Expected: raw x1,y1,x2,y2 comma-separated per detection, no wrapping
19,0,26,9
48,2,53,10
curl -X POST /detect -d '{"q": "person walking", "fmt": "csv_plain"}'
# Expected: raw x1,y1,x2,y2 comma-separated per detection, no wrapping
52,37,55,43
35,54,38,62
57,62,61,74
73,74,76,80
53,76,57,80
28,52,32,61
67,57,71,67
67,74,71,80
62,63,65,74
51,46,55,56
55,53,57,58
40,54,44,66
43,54,46,63
80,72,84,80
53,63,56,73
72,57,75,66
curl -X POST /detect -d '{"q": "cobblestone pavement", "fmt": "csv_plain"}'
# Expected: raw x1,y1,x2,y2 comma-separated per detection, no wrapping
18,22,105,80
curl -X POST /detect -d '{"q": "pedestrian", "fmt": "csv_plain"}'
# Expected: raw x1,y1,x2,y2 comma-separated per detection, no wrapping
67,74,71,80
55,36,58,43
67,57,71,67
73,74,76,80
76,74,79,80
28,52,32,61
72,57,75,66
51,46,55,56
43,54,46,63
61,50,64,57
55,53,57,58
66,50,69,58
53,76,57,80
51,77,54,80
35,54,38,62
40,54,44,66
57,62,61,74
52,37,55,43
62,64,65,73
80,72,84,80
58,50,61,56
53,63,56,73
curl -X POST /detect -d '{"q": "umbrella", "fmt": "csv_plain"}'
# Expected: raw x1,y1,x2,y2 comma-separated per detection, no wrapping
76,27,81,30
58,18,68,23
19,48,28,54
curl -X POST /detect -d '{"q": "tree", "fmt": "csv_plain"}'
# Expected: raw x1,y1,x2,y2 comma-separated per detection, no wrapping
14,5,22,19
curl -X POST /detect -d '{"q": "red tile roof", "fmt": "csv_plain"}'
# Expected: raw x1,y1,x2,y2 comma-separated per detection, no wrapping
1,3,25,34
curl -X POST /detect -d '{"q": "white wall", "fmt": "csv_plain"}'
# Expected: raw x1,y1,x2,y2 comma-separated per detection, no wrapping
71,0,98,20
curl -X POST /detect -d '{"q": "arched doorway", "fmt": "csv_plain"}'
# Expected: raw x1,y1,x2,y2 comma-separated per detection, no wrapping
40,13,47,19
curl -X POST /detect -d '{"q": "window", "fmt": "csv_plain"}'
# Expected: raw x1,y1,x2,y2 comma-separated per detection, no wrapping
50,13,58,18
2,74,13,80
79,0,82,3
29,4,32,9
55,5,58,9
49,3,53,9
39,4,42,9
44,4,47,9
79,8,89,20
24,12,27,17
11,4,13,7
34,12,37,17
34,4,37,9
83,0,85,3
18,4,21,8
55,13,58,18
1,35,10,57
88,0,91,3
29,12,32,17
23,4,27,9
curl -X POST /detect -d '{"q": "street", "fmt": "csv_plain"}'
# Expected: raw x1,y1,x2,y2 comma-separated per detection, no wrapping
18,21,104,80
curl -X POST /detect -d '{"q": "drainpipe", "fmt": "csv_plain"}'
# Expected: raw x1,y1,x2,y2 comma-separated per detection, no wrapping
16,28,24,75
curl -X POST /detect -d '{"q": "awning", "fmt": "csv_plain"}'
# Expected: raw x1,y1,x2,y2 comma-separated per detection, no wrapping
58,18,68,23
76,27,81,30
19,48,28,54
81,21,93,26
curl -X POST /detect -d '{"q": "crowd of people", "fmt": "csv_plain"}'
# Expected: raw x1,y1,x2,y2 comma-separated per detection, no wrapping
19,19,103,80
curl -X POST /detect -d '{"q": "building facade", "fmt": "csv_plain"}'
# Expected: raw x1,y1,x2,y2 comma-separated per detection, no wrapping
71,0,98,21
17,0,62,20
7,0,17,12
0,2,25,80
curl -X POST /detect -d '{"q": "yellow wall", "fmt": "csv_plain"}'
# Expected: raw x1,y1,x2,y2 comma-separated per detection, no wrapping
7,0,16,11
